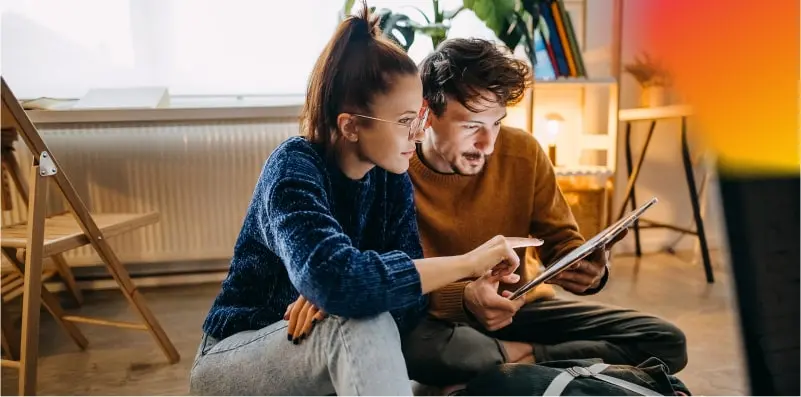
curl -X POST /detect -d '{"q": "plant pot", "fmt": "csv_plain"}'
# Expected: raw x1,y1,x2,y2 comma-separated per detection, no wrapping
639,86,668,108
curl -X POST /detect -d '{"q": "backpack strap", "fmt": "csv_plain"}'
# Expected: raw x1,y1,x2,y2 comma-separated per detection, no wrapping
542,363,663,396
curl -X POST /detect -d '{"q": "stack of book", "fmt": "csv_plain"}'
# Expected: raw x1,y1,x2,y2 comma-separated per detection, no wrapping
533,0,587,81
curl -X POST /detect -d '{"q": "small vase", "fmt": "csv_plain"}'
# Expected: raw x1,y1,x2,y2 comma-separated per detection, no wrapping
639,85,668,108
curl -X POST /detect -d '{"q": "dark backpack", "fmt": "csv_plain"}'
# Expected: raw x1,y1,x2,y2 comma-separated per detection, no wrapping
462,357,691,396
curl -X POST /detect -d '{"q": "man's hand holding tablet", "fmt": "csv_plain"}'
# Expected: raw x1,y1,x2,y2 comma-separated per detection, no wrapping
508,197,659,300
547,228,628,294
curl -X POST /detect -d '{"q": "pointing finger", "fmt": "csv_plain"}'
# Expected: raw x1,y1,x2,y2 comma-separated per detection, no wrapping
507,237,544,248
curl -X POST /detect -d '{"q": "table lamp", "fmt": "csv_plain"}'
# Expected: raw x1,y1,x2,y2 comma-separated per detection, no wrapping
544,112,564,165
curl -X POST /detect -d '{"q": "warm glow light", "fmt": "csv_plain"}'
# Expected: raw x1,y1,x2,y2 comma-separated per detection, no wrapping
544,113,564,144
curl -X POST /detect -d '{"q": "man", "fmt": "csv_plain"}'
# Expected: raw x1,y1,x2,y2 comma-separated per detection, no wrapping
402,38,688,388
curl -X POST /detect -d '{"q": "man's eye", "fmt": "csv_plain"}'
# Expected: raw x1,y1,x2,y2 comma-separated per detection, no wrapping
398,117,413,125
493,120,502,126
465,124,480,130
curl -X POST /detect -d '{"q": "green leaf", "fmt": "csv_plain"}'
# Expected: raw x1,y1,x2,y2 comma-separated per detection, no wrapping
375,9,417,52
343,0,355,16
495,15,522,52
463,0,516,35
442,6,465,20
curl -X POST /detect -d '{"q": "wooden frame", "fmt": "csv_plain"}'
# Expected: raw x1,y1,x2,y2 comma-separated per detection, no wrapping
0,78,179,395
2,126,84,304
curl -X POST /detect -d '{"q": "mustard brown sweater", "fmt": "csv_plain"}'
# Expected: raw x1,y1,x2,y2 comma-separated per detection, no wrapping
408,126,586,323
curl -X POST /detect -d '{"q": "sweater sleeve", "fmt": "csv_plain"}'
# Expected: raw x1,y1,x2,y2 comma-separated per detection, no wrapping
383,174,429,321
529,141,585,265
428,281,472,323
259,158,423,318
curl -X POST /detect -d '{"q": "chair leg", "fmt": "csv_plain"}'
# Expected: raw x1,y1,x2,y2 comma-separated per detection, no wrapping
49,254,83,306
618,121,656,256
2,248,88,351
1,302,20,361
102,256,180,363
680,117,714,283
18,165,48,396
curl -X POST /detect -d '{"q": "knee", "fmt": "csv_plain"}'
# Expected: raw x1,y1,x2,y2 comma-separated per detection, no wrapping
650,319,688,373
189,359,215,395
402,320,503,386
334,311,399,336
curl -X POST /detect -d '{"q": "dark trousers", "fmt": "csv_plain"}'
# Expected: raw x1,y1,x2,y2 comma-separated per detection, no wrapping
401,298,688,387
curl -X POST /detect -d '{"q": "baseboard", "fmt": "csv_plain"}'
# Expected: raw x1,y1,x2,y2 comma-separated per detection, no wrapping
46,270,228,293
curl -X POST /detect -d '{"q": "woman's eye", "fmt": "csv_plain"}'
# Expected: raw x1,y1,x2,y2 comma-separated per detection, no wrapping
398,117,413,125
465,124,480,130
493,120,502,126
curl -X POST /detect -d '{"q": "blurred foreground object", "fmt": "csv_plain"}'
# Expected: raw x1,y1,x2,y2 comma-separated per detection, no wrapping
718,174,799,395
637,1,799,394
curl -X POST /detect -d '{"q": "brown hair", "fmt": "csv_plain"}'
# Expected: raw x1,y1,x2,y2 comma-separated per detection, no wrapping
419,38,532,116
301,1,418,151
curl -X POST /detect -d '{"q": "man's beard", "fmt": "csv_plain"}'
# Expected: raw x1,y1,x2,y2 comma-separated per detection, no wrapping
451,152,489,175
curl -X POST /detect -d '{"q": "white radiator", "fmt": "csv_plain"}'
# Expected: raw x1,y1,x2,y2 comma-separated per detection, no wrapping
2,118,299,271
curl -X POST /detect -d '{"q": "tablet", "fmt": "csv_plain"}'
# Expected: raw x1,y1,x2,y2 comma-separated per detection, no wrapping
507,197,658,300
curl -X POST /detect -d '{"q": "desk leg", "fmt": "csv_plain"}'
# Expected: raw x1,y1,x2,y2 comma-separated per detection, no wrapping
680,117,715,283
619,120,656,257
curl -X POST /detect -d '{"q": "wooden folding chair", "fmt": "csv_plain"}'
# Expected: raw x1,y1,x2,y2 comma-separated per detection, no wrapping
0,78,180,395
3,125,84,305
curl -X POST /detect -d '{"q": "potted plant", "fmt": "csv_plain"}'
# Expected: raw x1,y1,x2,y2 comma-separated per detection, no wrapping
341,0,542,66
624,52,672,107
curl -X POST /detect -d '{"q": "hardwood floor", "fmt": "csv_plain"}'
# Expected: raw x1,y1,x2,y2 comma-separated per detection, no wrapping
1,251,747,395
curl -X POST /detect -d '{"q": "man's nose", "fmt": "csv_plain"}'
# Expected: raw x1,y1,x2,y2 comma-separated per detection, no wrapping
474,128,497,154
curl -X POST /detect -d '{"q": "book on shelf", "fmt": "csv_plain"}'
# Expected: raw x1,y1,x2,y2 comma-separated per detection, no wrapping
534,0,587,81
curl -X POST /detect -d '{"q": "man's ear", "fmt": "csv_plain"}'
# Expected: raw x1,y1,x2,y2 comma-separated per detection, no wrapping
337,113,359,143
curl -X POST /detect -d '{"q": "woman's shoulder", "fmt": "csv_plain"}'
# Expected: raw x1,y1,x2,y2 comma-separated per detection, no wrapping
256,136,328,191
268,136,324,169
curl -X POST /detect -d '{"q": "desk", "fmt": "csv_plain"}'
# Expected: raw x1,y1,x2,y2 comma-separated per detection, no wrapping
617,105,714,283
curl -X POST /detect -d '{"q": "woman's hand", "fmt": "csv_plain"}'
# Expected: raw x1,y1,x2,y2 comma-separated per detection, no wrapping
463,235,544,279
285,295,327,344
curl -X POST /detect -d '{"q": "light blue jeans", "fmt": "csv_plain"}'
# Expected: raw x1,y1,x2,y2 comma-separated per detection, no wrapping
189,312,414,396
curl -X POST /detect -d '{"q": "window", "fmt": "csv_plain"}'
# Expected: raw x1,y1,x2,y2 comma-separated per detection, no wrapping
2,0,496,100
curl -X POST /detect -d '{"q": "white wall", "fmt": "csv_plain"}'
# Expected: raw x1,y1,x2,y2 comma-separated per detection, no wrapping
586,0,725,254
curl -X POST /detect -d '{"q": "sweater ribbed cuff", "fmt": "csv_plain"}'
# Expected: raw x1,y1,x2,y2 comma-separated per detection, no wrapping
428,281,472,323
381,250,424,307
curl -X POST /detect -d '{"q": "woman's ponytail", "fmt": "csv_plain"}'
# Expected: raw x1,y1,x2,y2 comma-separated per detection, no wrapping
301,0,417,151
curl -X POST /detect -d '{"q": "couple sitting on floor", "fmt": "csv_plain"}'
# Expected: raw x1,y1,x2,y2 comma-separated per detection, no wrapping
189,5,688,396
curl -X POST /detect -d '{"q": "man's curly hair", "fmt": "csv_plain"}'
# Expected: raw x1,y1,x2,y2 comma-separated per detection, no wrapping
419,38,532,116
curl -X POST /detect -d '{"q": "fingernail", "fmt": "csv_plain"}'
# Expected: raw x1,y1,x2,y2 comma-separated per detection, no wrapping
301,333,307,340
292,338,299,345
287,334,292,341
312,319,318,324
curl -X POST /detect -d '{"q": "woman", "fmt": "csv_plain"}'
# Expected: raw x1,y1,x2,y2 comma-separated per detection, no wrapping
189,4,541,396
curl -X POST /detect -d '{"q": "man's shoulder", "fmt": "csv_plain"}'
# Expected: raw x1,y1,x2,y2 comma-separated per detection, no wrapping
496,125,545,162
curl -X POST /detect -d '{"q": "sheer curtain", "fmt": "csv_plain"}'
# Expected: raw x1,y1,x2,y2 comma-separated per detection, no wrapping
1,0,494,100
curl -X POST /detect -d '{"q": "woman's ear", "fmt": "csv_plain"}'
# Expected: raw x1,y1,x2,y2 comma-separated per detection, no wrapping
337,113,359,143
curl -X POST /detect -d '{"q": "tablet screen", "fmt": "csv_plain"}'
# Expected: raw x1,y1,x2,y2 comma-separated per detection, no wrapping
508,197,658,300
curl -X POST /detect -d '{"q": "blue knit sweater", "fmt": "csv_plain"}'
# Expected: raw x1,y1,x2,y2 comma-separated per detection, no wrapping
202,136,428,340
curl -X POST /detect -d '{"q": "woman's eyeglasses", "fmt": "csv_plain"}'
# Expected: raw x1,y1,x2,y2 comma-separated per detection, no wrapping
351,106,430,142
